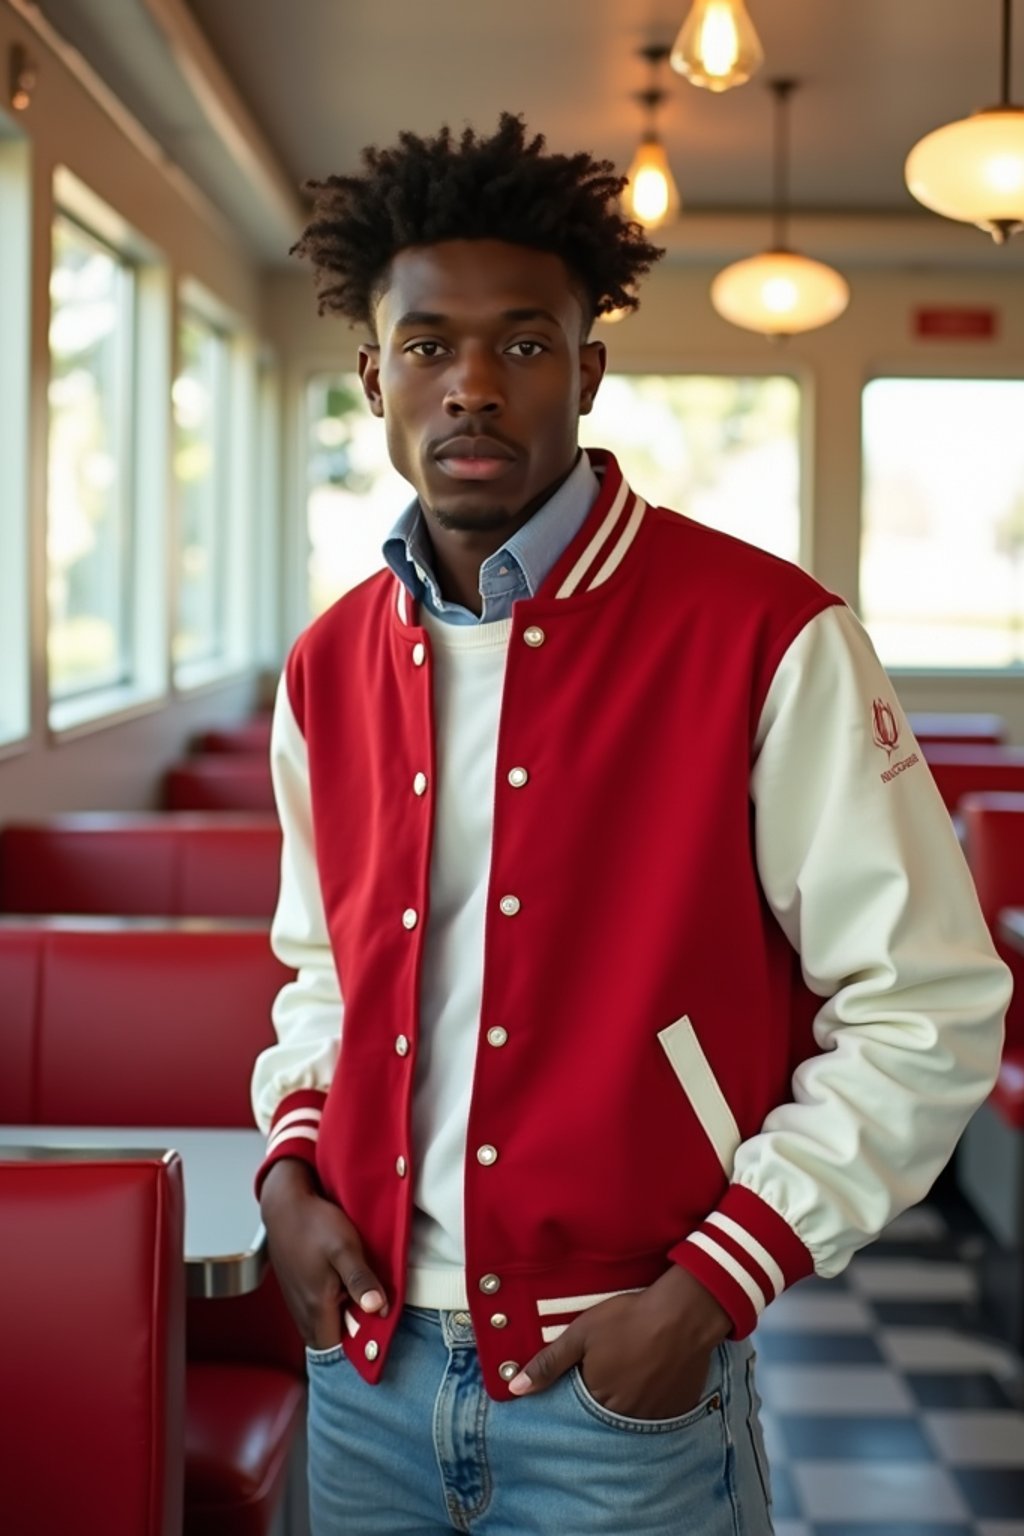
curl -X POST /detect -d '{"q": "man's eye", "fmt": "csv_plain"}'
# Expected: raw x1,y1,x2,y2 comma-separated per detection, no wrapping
408,341,446,358
507,340,546,358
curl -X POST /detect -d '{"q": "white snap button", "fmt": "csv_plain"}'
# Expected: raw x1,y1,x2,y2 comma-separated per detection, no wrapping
499,895,520,917
476,1144,498,1166
402,907,418,930
487,1026,508,1048
395,1034,410,1056
507,767,528,788
364,1340,379,1361
396,1156,407,1177
412,642,426,666
499,1361,520,1381
479,1274,501,1294
490,1313,508,1329
413,772,428,796
523,627,545,648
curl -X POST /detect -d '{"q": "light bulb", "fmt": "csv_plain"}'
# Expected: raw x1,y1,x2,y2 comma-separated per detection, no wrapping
710,251,850,336
625,137,681,228
671,0,764,92
906,108,1024,240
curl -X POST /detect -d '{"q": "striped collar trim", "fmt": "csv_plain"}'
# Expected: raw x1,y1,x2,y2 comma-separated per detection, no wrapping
392,449,646,629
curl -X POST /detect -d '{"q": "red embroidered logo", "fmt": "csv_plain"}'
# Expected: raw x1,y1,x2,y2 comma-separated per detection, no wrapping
872,698,900,761
872,697,920,784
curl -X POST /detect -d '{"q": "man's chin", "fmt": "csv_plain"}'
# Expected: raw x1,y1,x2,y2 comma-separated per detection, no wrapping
430,502,513,534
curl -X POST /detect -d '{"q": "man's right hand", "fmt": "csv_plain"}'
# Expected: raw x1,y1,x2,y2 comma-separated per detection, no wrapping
259,1158,388,1350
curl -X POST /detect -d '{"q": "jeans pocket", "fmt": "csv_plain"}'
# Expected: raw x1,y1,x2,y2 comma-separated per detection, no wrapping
305,1342,348,1368
569,1351,725,1435
745,1352,773,1508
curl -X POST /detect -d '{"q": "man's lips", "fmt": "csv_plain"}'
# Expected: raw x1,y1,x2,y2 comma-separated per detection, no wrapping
436,457,516,481
433,435,520,483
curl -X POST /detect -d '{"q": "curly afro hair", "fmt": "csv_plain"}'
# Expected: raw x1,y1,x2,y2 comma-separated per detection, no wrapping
290,112,665,333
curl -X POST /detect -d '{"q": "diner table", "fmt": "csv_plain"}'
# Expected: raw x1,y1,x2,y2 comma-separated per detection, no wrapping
999,908,1024,953
0,1125,267,1298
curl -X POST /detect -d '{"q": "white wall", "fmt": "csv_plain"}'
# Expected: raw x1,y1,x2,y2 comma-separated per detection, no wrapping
0,3,269,816
265,250,1024,735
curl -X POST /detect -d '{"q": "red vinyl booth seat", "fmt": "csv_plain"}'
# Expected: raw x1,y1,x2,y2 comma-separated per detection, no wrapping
0,813,282,919
907,711,1007,746
961,792,1024,1128
166,757,275,812
921,744,1024,814
0,919,305,1536
0,1155,185,1536
197,719,272,754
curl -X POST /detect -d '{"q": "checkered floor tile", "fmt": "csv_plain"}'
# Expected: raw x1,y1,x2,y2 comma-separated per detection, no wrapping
754,1201,1024,1533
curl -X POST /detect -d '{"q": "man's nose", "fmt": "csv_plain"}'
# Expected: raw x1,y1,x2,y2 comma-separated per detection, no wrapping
444,348,503,415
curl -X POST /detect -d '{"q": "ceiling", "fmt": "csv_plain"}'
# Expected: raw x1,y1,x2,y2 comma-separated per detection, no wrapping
20,0,1024,266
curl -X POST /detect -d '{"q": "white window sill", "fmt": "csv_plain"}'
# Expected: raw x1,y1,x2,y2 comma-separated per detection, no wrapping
172,655,253,695
48,683,167,742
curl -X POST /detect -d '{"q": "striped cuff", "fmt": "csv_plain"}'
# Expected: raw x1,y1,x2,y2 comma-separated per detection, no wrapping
254,1089,327,1198
668,1183,815,1338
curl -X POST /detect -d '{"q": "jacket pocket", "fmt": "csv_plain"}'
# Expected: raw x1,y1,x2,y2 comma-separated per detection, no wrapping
657,1014,741,1177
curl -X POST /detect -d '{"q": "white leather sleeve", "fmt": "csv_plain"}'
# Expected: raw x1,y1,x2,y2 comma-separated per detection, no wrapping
249,672,342,1134
741,603,1010,1276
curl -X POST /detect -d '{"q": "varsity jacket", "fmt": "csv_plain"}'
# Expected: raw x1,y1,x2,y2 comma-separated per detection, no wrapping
252,449,1009,1400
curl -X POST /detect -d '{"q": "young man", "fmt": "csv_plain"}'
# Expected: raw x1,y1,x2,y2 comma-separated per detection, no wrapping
252,114,1009,1535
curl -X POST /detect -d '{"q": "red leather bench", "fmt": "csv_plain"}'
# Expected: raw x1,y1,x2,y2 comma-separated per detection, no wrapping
0,814,282,919
0,919,305,1536
908,711,1007,746
197,719,273,755
0,1154,185,1536
920,744,1024,814
166,757,275,812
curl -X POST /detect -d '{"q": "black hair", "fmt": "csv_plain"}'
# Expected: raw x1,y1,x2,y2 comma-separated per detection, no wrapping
290,112,665,332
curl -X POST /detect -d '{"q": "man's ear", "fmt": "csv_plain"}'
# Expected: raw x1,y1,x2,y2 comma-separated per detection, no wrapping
358,343,384,418
579,338,607,416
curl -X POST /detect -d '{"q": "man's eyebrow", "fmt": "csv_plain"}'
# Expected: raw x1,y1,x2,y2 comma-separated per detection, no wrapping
391,307,562,329
393,311,447,329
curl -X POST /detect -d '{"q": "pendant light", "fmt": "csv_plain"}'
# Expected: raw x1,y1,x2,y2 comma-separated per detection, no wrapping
624,45,681,230
905,0,1024,242
670,0,764,93
711,79,850,337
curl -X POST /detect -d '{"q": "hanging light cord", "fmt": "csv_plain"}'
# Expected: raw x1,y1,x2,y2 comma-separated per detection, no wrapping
771,79,796,251
1001,0,1013,106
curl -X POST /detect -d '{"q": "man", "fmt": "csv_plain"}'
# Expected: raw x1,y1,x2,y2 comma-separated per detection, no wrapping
252,114,1009,1535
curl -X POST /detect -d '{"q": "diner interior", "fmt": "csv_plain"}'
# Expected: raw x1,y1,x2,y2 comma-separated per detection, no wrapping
3,1,1024,1532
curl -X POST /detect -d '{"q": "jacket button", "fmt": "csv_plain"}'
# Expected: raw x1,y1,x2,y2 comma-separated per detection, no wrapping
507,767,528,788
395,1034,410,1056
499,895,520,917
490,1313,509,1329
486,1026,508,1048
523,627,545,648
396,1156,407,1177
402,907,418,930
413,772,428,795
412,642,426,666
364,1340,379,1361
499,1361,520,1381
479,1274,501,1294
476,1144,498,1166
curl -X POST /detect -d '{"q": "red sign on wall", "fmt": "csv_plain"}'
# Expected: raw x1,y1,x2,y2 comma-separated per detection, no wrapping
913,307,998,339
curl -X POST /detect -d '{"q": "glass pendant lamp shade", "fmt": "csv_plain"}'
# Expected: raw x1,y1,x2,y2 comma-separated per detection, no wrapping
711,250,850,335
625,134,681,228
905,108,1024,242
670,0,764,92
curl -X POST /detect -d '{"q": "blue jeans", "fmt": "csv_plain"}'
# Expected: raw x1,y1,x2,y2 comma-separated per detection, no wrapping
306,1305,774,1535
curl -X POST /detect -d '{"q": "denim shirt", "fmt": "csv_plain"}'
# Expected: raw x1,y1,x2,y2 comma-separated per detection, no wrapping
382,450,600,626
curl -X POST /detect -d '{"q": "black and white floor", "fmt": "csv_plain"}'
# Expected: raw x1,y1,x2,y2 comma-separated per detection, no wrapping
755,1201,1024,1535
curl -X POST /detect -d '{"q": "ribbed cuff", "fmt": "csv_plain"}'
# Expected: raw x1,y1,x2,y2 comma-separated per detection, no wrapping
668,1183,815,1339
253,1089,327,1199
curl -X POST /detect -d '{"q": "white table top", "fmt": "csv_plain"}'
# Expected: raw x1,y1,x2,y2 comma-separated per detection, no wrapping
0,1126,268,1298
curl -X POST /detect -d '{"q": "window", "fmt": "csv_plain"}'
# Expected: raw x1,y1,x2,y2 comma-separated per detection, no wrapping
47,214,135,700
173,310,230,667
305,374,407,617
579,374,802,565
861,378,1024,668
0,138,30,747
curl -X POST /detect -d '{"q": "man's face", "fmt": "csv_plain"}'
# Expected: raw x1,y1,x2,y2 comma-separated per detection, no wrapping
358,240,606,535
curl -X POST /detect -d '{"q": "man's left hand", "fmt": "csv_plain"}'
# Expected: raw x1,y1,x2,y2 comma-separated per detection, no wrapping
507,1265,733,1420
